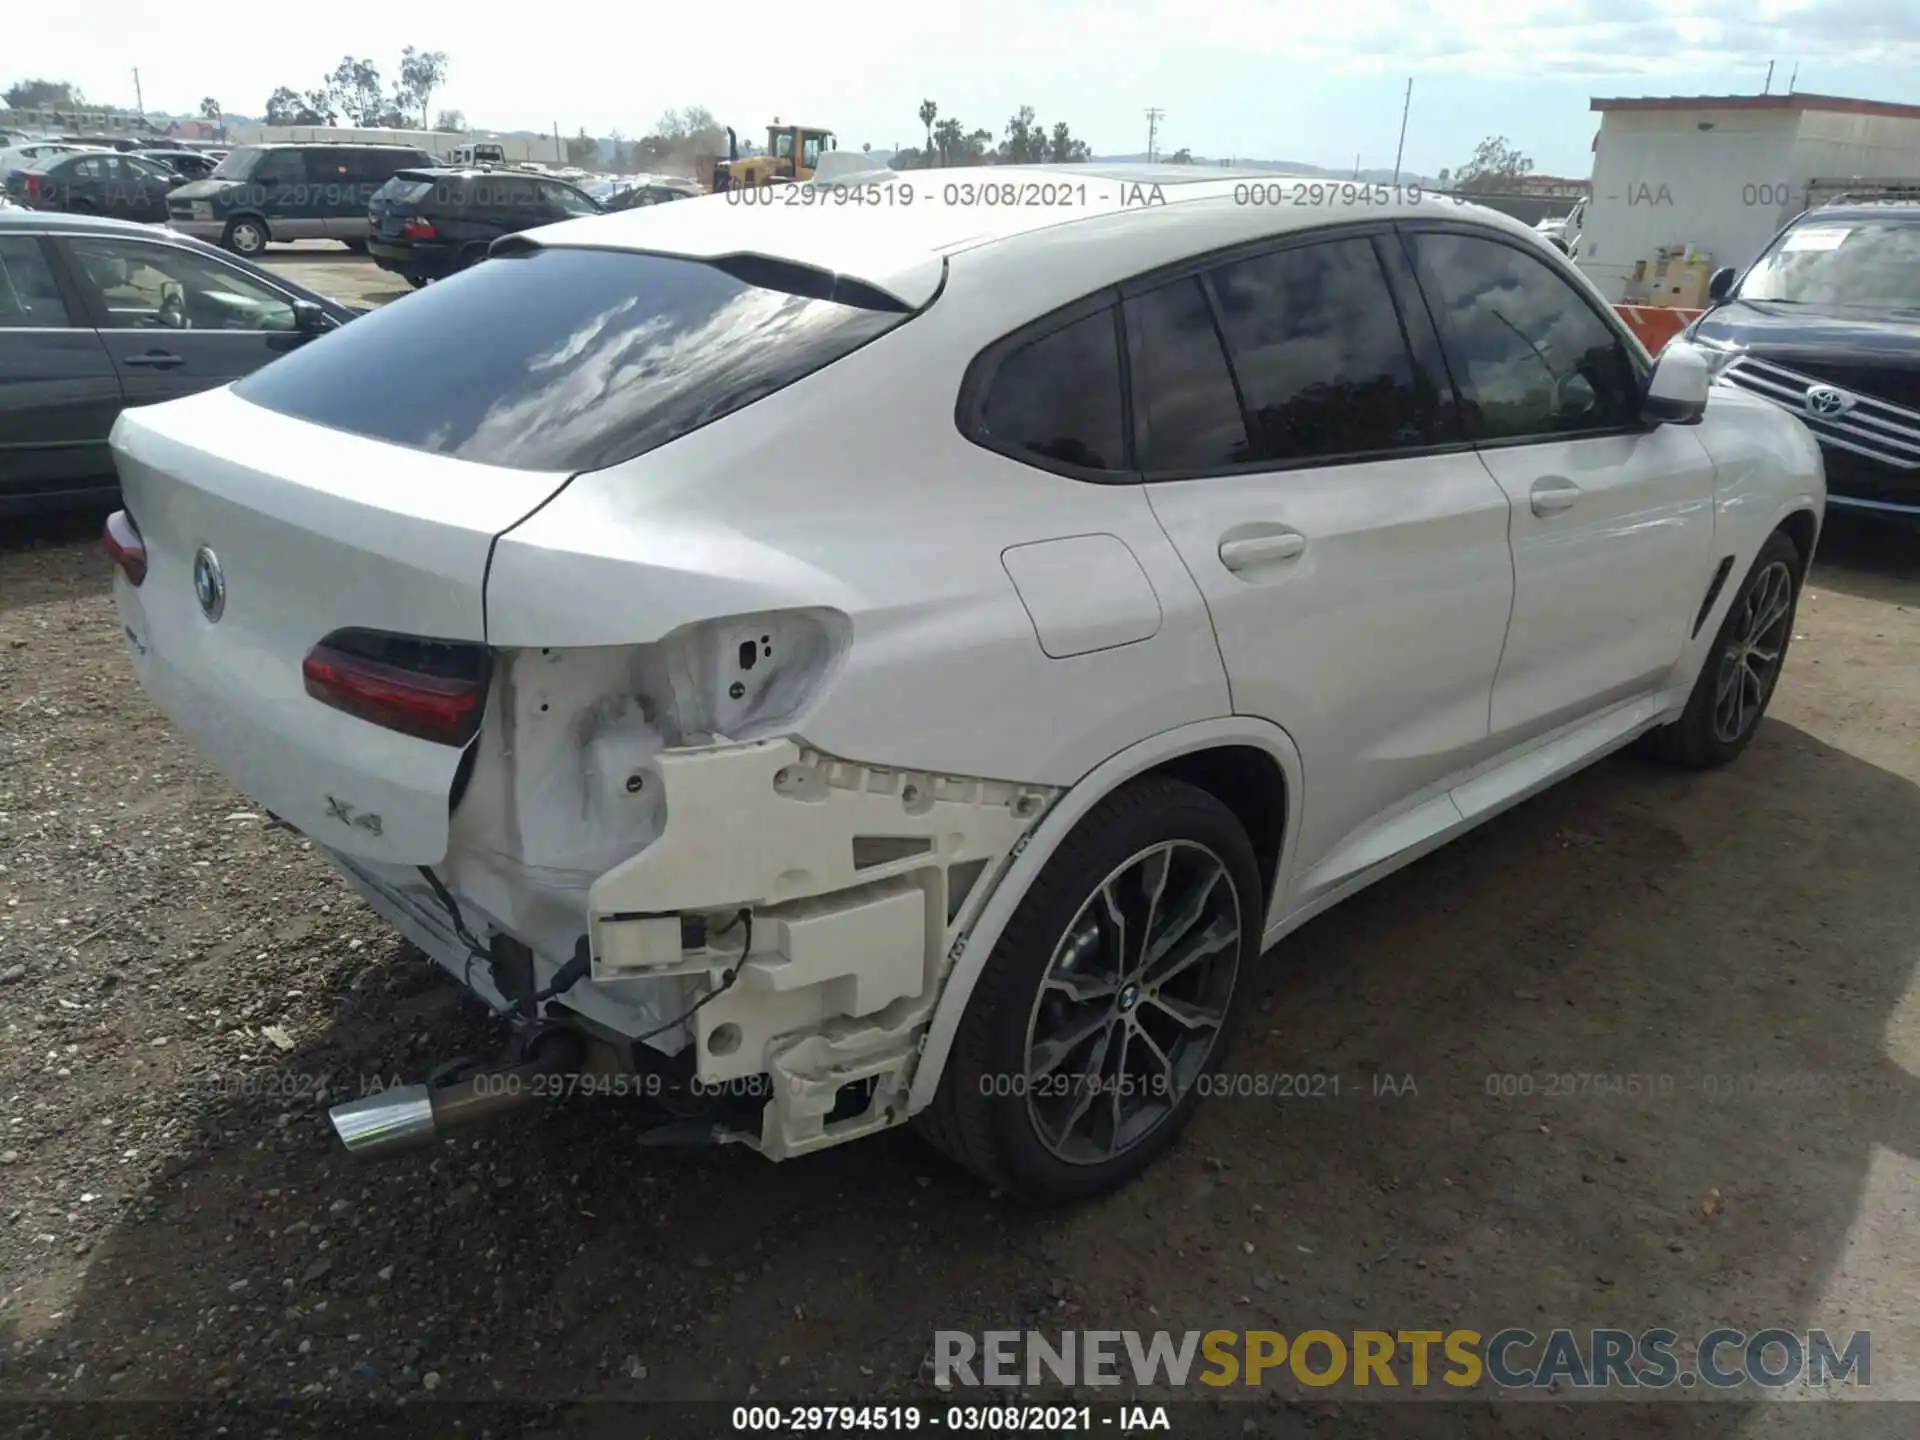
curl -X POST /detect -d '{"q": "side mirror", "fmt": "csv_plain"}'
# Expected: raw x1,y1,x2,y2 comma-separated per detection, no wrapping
1707,267,1737,303
1641,339,1712,425
290,299,330,334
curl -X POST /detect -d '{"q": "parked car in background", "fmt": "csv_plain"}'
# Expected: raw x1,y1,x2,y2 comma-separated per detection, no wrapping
54,135,147,153
132,148,220,181
6,150,186,222
0,142,97,184
165,142,438,256
0,209,361,515
99,172,1821,1200
366,165,600,286
594,175,701,212
1684,199,1920,524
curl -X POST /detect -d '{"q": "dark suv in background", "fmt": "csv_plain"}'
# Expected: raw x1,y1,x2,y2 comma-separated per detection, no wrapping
1685,199,1920,524
366,166,600,286
165,142,438,257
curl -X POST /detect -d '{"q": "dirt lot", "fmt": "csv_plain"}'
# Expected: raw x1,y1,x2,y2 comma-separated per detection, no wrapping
1,473,1917,1436
260,242,414,310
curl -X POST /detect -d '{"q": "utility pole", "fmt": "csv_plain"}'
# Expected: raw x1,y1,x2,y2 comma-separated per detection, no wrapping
132,68,144,117
1352,152,1361,180
553,121,562,164
1787,63,1798,92
1145,107,1164,164
1763,61,1775,94
1392,77,1412,186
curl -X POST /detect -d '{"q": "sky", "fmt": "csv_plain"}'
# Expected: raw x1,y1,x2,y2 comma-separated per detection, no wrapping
11,0,1920,179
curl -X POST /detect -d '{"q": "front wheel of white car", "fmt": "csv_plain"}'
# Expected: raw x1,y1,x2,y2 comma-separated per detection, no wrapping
1646,530,1805,769
920,776,1260,1203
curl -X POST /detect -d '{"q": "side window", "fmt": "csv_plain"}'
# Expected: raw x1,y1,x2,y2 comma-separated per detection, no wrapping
0,237,73,327
773,131,796,161
254,149,309,185
1206,236,1452,463
975,306,1127,473
1404,230,1640,440
1126,277,1251,471
68,237,295,332
70,156,107,181
802,134,824,169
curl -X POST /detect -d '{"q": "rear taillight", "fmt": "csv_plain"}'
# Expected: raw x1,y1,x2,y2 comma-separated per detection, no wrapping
401,218,437,240
302,630,489,747
102,510,147,586
24,174,42,197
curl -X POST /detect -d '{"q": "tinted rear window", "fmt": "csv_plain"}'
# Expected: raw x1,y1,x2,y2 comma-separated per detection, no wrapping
231,246,913,472
974,307,1127,473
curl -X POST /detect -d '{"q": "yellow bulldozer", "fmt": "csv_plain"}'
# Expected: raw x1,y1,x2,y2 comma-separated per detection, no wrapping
711,119,837,192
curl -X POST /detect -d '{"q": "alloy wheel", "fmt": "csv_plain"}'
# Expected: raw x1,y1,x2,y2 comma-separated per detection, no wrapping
1022,841,1241,1165
1711,559,1794,744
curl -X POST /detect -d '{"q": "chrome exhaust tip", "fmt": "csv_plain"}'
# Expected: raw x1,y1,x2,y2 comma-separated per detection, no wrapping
328,1085,437,1157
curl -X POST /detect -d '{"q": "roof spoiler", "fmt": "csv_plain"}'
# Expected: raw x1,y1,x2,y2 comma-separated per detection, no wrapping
485,234,937,313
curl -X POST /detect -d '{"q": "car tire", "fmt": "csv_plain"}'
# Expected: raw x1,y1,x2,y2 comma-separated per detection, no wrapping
918,775,1261,1204
405,274,431,289
1644,530,1804,769
457,243,489,272
222,216,269,257
341,238,368,254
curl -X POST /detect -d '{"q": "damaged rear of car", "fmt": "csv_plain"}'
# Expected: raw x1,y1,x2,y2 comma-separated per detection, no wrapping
105,219,1064,1166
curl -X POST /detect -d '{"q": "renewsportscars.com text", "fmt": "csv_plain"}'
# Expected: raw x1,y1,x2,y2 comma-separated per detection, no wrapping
933,1328,1869,1391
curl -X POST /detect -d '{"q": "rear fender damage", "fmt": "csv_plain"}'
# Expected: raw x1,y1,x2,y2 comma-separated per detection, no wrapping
330,612,1059,1158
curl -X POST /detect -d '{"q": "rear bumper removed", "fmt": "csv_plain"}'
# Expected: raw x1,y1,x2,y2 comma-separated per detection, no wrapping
329,737,1058,1159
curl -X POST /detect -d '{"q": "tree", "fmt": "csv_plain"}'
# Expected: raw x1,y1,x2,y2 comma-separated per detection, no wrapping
1452,136,1532,193
395,46,448,129
1049,121,1091,163
434,108,466,132
930,117,993,167
997,106,1050,164
566,128,600,167
634,106,726,176
1167,147,1193,164
4,78,82,110
198,96,224,140
862,141,871,153
300,88,338,125
264,85,334,126
918,99,937,158
326,57,387,127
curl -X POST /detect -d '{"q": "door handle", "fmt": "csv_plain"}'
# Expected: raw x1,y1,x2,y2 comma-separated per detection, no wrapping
1529,477,1581,517
1218,531,1306,571
122,351,184,369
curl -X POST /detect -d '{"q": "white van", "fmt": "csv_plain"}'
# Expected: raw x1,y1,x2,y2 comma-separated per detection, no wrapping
449,141,506,166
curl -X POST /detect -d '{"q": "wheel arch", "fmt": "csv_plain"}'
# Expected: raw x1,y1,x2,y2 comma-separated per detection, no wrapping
906,716,1301,1114
1777,506,1820,568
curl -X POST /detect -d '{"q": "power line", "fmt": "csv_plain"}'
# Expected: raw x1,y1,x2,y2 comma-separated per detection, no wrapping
1145,107,1164,165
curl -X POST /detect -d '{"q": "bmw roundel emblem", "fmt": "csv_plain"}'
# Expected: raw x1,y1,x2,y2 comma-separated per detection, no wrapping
192,547,226,622
1803,384,1854,418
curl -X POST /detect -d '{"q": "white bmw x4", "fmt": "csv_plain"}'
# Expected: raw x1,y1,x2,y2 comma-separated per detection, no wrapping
104,166,1824,1202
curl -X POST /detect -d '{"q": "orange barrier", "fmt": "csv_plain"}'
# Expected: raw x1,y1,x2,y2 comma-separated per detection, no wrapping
1613,304,1704,354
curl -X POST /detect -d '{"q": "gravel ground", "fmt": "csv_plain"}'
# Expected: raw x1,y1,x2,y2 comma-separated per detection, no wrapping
1,496,1916,1440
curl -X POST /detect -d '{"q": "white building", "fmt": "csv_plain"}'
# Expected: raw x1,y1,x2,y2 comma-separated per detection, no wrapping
1576,92,1920,302
219,122,568,165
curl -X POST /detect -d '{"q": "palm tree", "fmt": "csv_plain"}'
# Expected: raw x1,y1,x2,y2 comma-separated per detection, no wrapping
918,99,937,162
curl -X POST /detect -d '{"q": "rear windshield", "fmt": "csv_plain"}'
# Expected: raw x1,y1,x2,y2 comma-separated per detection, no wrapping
374,174,436,203
231,246,917,472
